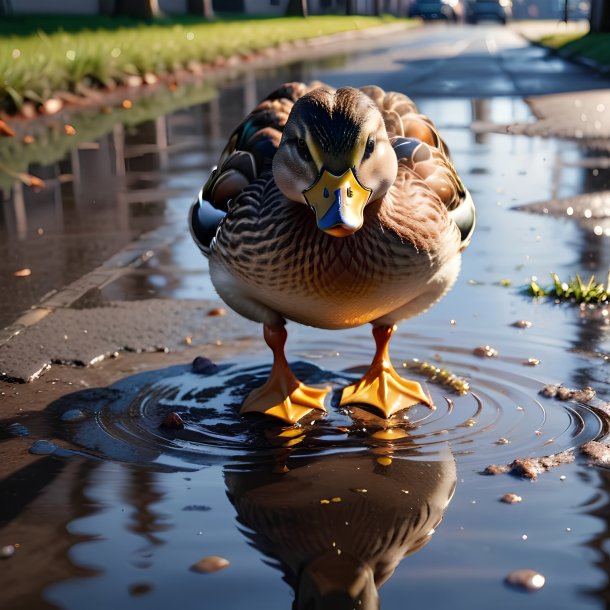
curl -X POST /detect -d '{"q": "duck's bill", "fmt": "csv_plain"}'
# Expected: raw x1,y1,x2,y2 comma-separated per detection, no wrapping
303,167,371,237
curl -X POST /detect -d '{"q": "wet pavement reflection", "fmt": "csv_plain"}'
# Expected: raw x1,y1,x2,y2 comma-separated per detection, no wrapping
3,22,610,610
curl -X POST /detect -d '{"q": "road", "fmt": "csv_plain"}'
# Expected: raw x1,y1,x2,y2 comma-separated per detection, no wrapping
306,21,601,97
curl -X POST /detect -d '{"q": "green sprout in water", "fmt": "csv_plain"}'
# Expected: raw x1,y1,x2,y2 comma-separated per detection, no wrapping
529,271,610,304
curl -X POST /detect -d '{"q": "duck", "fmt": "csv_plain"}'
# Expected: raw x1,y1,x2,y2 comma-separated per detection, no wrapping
190,81,475,424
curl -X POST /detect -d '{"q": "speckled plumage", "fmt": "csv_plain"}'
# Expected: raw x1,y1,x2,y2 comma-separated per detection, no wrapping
191,82,473,333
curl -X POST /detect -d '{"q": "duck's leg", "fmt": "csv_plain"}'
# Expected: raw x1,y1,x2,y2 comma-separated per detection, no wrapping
340,325,433,418
241,324,330,424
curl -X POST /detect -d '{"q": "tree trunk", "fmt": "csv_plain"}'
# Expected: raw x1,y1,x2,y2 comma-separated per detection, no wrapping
590,0,610,32
346,0,356,16
187,0,215,19
113,0,161,19
285,0,308,17
374,0,383,16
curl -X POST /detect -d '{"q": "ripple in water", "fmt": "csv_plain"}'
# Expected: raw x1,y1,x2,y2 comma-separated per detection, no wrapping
49,343,609,471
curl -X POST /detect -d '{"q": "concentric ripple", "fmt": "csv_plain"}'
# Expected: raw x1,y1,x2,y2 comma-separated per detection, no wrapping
48,339,610,471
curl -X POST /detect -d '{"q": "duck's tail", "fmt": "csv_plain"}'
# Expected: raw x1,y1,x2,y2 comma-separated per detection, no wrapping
449,187,476,251
189,188,226,256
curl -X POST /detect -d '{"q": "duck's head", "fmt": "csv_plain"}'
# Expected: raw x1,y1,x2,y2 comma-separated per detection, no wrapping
272,87,397,237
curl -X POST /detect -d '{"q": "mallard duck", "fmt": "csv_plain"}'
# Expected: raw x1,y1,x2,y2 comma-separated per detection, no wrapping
190,82,475,424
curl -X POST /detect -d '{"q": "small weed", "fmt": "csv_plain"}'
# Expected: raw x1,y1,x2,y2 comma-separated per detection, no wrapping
528,272,610,304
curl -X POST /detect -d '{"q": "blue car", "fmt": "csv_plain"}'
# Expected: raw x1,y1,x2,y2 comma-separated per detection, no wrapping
408,0,463,22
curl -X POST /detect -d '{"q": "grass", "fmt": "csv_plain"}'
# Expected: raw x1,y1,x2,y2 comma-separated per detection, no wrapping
0,14,403,114
528,272,610,304
539,31,610,66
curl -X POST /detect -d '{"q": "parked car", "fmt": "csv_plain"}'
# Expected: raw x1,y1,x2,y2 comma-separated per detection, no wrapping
465,0,512,23
408,0,463,22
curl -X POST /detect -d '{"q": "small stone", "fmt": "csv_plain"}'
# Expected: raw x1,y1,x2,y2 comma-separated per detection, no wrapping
572,387,596,403
14,268,31,277
190,555,230,574
556,386,574,400
29,440,57,455
559,475,566,481
496,437,510,445
524,358,540,366
501,493,522,504
473,345,498,358
191,356,218,375
505,569,545,592
512,320,533,329
61,409,86,423
0,545,15,558
6,423,29,437
207,308,226,316
376,457,392,467
41,97,63,115
161,412,184,430
541,384,558,397
581,440,610,467
63,124,76,135
483,464,510,475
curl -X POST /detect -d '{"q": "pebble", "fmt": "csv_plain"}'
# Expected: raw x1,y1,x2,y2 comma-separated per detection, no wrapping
512,320,533,329
191,356,219,375
6,422,30,437
524,358,540,366
61,409,86,423
207,308,226,316
161,412,185,430
29,440,58,455
473,345,498,358
0,545,15,558
505,569,545,592
501,493,522,504
190,555,230,574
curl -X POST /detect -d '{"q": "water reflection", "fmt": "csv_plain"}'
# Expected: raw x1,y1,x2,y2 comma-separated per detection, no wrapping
225,443,456,609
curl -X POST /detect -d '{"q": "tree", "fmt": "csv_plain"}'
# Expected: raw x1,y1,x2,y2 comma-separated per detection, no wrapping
590,0,610,33
374,0,383,16
285,0,308,17
187,0,215,19
113,0,162,19
346,0,356,15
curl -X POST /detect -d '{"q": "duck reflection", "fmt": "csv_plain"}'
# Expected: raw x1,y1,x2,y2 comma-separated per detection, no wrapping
225,438,456,609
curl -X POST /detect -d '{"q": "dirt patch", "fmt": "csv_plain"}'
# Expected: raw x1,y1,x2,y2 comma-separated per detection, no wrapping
484,450,575,480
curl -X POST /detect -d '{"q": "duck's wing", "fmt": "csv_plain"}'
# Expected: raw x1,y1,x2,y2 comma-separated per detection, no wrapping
361,85,475,251
190,82,324,254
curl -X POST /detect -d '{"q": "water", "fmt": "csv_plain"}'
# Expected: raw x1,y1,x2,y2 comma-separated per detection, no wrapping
4,27,610,610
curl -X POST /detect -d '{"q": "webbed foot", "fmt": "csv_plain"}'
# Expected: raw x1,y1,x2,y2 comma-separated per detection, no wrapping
241,325,330,424
340,325,433,419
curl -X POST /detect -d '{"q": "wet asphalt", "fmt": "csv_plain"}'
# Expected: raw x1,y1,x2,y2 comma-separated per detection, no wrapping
1,18,609,441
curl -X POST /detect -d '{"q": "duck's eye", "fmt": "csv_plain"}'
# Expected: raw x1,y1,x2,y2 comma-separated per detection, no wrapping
296,138,311,161
363,138,375,160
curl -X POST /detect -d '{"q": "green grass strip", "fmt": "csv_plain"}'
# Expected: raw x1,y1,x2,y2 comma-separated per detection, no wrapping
0,15,403,113
539,32,610,66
